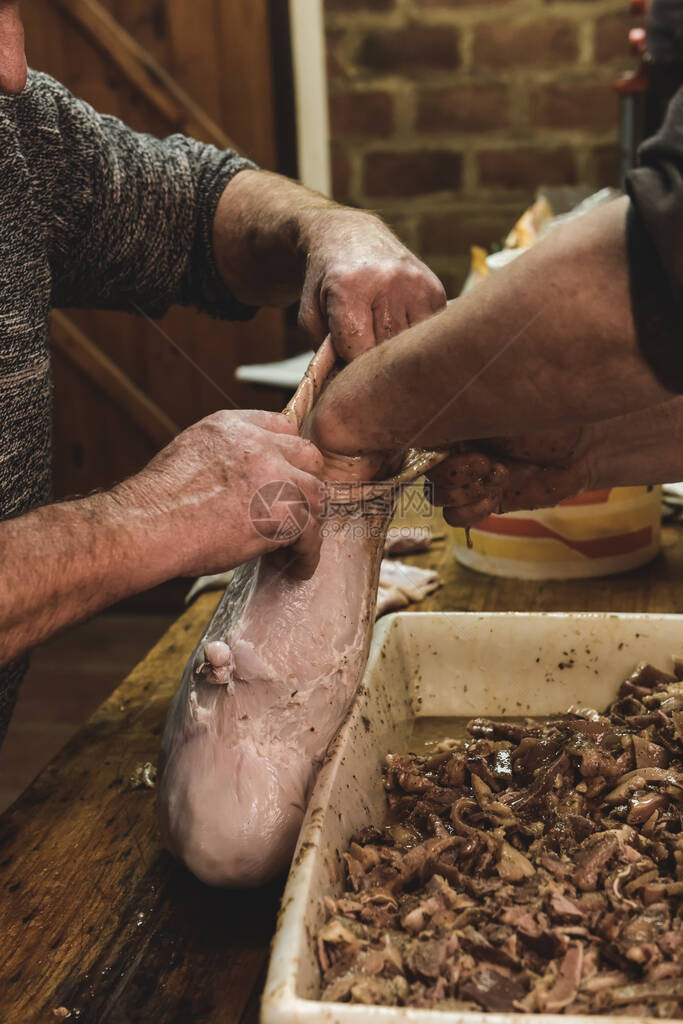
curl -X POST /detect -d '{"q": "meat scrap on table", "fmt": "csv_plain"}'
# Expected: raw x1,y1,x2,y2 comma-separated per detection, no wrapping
318,660,683,1016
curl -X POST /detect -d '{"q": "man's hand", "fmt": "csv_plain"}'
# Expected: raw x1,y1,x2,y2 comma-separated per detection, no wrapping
298,210,446,360
429,394,683,529
114,410,325,579
296,197,677,465
427,429,593,528
213,170,445,361
0,410,325,665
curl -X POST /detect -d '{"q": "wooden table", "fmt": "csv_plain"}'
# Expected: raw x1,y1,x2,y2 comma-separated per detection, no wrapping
2,520,683,1024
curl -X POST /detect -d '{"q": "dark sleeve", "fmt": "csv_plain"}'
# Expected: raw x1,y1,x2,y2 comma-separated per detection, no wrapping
37,74,258,321
625,86,683,390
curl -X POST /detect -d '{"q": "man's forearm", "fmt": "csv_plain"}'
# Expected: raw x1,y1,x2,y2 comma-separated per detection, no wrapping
310,197,675,457
0,492,174,664
213,169,345,307
0,406,330,665
213,168,447,359
587,396,683,490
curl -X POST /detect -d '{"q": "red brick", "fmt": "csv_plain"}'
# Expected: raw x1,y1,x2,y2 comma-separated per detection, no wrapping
592,143,620,188
477,147,578,189
330,142,352,203
595,12,635,63
532,81,618,132
329,90,394,138
326,0,395,9
417,84,508,133
356,24,460,77
364,150,462,196
418,209,516,256
473,19,578,71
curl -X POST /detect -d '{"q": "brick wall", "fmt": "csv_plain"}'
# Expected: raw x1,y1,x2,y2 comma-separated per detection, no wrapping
324,0,636,294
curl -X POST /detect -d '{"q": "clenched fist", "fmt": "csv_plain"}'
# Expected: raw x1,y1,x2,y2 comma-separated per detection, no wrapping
299,210,447,360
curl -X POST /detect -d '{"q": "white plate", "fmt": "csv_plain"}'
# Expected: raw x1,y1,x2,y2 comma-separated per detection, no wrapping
262,611,683,1024
235,351,314,390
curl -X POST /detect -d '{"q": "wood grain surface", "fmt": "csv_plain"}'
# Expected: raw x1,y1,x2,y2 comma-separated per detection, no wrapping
2,520,683,1023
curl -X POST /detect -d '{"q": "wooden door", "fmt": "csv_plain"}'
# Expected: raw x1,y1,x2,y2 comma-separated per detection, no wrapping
21,0,295,500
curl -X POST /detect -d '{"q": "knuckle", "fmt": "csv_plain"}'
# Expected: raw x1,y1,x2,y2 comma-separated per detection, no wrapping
195,411,221,433
210,409,234,428
406,262,428,282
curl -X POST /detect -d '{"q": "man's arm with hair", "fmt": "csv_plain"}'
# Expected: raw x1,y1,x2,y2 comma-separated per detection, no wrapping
212,169,446,359
36,75,444,359
428,397,683,527
309,197,674,458
0,490,173,664
0,410,324,666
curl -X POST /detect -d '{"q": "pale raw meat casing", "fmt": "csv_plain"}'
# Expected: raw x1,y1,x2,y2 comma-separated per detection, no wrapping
157,340,443,887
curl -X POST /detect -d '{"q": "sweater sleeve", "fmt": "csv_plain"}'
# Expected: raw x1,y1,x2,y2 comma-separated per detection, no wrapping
33,74,258,320
625,86,683,390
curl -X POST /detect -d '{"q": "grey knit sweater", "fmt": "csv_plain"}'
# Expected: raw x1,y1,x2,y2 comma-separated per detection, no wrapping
0,71,257,743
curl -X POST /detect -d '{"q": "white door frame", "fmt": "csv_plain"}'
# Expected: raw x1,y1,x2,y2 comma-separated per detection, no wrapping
288,0,332,196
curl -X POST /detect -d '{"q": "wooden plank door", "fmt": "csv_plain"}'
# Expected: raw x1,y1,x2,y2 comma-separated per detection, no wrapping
21,0,294,500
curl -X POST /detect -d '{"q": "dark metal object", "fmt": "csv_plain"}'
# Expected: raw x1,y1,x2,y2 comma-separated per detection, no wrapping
616,0,683,188
616,64,650,189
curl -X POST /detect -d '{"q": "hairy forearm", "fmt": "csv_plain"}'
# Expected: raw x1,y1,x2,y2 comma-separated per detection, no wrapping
0,405,329,663
311,197,674,456
214,168,355,307
0,491,178,664
587,396,683,490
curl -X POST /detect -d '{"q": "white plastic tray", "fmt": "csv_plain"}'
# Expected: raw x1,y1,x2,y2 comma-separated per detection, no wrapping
262,611,683,1024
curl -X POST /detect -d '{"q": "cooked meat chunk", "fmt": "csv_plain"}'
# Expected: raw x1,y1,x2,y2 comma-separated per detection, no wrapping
319,658,683,1013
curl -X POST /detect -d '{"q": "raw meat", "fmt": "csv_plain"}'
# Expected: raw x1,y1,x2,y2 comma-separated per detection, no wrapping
376,560,441,616
384,526,434,556
157,341,443,888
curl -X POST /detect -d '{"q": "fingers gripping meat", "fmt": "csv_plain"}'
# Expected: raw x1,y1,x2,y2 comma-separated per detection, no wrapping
157,340,444,887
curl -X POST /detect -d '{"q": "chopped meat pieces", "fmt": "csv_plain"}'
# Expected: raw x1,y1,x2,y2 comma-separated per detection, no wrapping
318,659,683,1013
